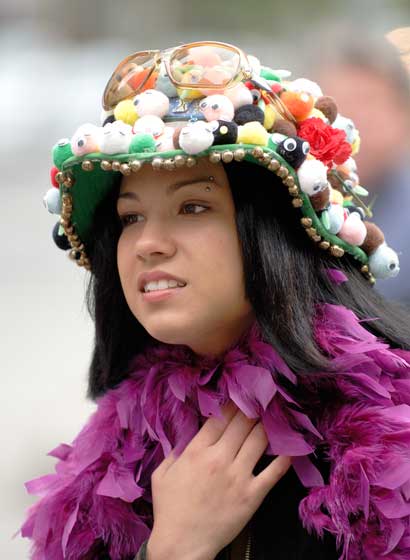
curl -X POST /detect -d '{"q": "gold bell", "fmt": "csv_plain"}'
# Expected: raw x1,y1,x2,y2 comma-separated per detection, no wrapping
301,217,313,228
233,148,245,161
152,158,163,170
330,245,345,258
111,161,121,172
186,157,197,167
120,163,131,175
292,198,303,208
209,152,222,163
222,151,234,163
130,160,142,172
268,159,280,172
100,160,112,171
174,155,186,167
81,160,94,171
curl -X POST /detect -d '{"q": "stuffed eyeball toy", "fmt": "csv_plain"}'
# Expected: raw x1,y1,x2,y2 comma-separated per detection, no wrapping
297,158,329,196
71,123,101,156
133,89,170,118
132,115,165,138
43,187,61,215
178,121,215,154
199,95,235,122
100,120,133,154
368,243,400,279
276,136,310,169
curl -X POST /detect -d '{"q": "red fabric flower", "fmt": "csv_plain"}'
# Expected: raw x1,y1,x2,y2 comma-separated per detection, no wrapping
297,117,352,168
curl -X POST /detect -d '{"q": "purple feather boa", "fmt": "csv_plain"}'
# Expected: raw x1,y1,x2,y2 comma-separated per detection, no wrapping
20,303,410,559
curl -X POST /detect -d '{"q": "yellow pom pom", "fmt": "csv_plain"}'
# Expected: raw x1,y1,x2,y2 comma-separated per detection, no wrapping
308,107,327,122
330,188,344,205
263,104,276,130
238,122,269,145
114,100,138,126
176,87,204,101
351,134,361,156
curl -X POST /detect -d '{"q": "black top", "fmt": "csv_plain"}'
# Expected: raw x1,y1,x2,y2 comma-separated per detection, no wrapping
216,452,340,560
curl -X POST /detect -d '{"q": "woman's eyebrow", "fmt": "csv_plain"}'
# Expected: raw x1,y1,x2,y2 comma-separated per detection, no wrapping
118,177,219,201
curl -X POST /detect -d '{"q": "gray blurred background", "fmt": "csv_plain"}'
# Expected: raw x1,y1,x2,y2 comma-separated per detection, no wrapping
2,1,410,557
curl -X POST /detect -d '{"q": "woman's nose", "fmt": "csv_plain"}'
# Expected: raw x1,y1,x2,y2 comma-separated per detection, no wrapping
134,218,177,260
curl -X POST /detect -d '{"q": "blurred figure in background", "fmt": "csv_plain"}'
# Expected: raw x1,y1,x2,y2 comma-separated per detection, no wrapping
310,28,410,304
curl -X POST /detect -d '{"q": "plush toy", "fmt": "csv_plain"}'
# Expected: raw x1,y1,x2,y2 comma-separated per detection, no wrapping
286,78,323,98
237,121,269,145
114,100,138,126
71,124,101,156
52,138,73,169
132,89,169,119
338,211,368,246
155,127,176,152
224,83,254,109
52,221,71,251
297,158,329,195
324,202,345,234
332,114,358,145
368,243,400,279
212,120,238,145
276,136,310,169
314,96,338,124
310,186,331,211
199,95,235,122
43,187,61,215
100,121,133,154
155,61,178,98
234,104,264,125
280,90,314,121
132,115,165,138
128,133,157,154
178,121,215,154
271,119,297,137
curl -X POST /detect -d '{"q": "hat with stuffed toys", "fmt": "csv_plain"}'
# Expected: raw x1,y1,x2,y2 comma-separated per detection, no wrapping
44,41,400,283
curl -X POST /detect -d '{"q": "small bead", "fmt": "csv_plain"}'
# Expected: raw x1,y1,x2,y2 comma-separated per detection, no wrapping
174,155,186,167
222,151,234,163
233,148,246,161
209,152,222,163
130,160,142,172
277,166,289,179
301,217,313,228
268,159,280,171
186,156,197,167
361,265,369,273
164,159,176,171
319,240,330,250
100,160,112,171
152,158,163,170
120,163,131,175
292,198,303,208
284,176,295,188
252,147,264,159
81,160,94,171
330,245,345,258
111,161,121,171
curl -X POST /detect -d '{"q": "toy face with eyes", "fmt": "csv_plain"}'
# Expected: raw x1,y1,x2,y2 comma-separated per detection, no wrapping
133,89,170,118
71,124,101,156
199,95,234,122
277,136,310,169
133,115,165,139
179,121,215,154
100,121,133,155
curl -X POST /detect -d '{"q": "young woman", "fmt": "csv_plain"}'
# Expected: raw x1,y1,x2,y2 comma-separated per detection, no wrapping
22,41,410,560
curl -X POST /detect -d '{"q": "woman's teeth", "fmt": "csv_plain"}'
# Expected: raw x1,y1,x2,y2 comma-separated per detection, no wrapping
143,279,186,292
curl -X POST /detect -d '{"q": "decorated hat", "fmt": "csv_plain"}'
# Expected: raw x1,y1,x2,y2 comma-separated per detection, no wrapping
44,41,400,283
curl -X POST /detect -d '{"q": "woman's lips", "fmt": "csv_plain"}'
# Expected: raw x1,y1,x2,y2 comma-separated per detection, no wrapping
141,285,187,302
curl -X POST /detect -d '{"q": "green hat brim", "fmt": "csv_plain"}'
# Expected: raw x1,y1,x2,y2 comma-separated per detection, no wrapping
59,144,369,267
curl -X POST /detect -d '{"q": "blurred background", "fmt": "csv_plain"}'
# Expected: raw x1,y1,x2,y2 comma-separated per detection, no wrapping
1,1,409,557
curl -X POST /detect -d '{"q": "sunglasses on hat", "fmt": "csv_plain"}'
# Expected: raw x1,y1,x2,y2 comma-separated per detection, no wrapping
102,41,253,110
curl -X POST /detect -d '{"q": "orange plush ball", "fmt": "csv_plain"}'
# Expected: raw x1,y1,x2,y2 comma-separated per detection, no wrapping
280,90,314,121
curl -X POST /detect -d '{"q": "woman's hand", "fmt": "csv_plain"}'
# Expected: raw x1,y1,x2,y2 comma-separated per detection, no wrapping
146,401,292,560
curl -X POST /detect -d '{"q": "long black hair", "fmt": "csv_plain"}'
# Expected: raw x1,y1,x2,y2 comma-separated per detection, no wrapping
85,161,410,400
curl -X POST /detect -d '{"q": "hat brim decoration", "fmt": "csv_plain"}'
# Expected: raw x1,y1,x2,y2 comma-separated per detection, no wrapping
47,43,400,283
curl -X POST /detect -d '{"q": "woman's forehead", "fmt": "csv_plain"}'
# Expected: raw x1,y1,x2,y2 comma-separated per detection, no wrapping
119,158,229,195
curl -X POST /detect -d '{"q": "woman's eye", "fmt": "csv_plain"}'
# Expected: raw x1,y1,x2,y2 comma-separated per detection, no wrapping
181,203,208,214
119,214,143,227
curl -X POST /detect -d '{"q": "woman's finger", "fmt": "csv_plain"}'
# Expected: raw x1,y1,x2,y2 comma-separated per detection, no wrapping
185,401,238,450
250,455,292,500
233,422,269,472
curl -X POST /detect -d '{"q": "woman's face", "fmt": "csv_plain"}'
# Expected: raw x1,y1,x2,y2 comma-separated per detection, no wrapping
116,158,255,356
